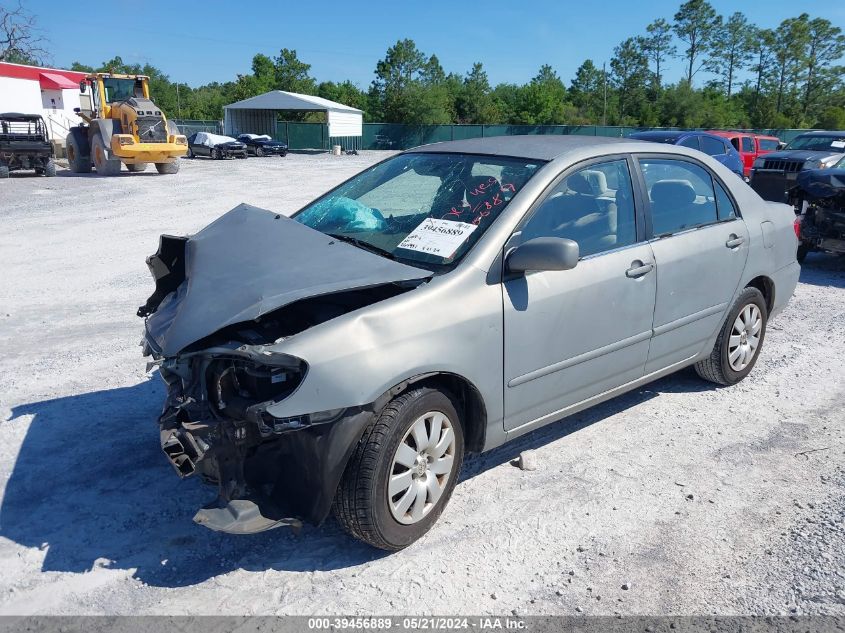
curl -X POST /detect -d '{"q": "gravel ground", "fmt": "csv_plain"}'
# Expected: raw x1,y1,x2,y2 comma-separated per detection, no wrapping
0,153,843,616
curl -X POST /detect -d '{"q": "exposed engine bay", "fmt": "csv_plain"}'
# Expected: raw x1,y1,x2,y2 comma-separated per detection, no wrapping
791,169,845,259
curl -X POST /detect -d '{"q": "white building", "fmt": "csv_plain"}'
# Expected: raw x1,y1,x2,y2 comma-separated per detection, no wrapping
0,61,87,141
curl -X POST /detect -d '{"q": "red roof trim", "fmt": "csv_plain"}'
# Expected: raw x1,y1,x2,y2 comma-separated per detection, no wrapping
0,62,86,84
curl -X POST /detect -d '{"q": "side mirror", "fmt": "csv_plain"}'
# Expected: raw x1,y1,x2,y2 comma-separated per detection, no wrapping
79,81,87,93
506,237,579,274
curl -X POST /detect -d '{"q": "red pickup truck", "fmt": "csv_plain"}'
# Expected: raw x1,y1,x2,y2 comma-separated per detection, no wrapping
706,131,782,178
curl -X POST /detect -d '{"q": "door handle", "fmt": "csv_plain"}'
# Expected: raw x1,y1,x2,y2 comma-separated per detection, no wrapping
726,234,745,248
626,262,654,278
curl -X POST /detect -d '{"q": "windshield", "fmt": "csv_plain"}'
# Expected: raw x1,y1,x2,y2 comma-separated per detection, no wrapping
293,153,543,270
785,134,845,152
102,78,141,102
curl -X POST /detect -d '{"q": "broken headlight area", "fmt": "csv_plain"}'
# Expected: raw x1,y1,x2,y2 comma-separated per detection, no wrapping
157,352,307,478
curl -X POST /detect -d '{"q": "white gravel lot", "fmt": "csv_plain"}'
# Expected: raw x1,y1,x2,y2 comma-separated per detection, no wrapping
0,153,843,616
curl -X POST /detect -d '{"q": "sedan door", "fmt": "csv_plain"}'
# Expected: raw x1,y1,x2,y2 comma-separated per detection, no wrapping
636,155,750,374
503,157,656,432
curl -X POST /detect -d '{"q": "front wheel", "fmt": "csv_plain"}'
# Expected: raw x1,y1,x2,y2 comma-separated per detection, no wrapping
211,148,220,160
334,387,464,550
92,134,121,176
255,146,264,157
126,162,147,173
695,287,767,386
155,161,179,174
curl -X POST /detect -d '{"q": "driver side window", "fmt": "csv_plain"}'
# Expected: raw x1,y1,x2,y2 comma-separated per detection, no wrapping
520,160,638,258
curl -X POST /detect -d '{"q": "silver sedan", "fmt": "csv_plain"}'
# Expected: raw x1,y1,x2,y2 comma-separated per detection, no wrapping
139,135,800,549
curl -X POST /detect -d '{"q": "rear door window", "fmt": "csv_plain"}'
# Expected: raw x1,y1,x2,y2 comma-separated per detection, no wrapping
639,158,718,236
679,136,700,150
700,136,727,156
741,137,755,153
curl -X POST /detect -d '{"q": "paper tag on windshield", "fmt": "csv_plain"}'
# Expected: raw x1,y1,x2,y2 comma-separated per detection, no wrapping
832,140,845,148
397,218,478,258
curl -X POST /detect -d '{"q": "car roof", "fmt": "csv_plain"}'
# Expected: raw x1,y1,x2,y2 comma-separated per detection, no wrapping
411,135,655,161
793,130,845,137
0,112,43,121
629,130,685,141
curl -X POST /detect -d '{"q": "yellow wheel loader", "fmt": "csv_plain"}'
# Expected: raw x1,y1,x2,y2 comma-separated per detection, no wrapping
67,73,187,175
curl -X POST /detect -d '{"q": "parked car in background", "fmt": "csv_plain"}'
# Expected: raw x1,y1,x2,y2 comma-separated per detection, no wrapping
0,112,55,178
750,131,845,203
186,132,248,160
790,153,845,262
138,135,799,549
236,134,288,157
707,131,781,179
628,130,744,178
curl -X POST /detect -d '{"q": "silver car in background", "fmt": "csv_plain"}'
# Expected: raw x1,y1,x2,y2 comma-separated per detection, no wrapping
139,136,800,550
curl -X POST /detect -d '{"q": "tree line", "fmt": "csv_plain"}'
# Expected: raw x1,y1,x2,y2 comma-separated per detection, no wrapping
6,0,844,129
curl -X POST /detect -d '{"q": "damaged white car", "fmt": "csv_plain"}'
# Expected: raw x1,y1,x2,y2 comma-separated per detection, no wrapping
140,136,800,549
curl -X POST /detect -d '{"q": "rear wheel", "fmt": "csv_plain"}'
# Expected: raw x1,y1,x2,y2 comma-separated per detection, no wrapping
0,165,8,179
43,160,56,177
211,148,220,160
155,161,179,174
66,128,91,174
695,287,767,386
255,146,264,157
92,134,121,176
126,162,147,173
334,387,464,550
797,242,811,263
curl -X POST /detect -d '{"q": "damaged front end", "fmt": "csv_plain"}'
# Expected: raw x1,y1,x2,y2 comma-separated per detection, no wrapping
156,348,310,533
792,169,845,256
137,204,431,534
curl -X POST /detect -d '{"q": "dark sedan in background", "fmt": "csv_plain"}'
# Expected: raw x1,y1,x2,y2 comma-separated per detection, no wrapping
628,130,745,178
186,132,248,160
236,134,288,157
750,130,845,203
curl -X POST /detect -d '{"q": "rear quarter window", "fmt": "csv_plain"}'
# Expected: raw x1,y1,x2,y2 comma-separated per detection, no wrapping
700,136,727,156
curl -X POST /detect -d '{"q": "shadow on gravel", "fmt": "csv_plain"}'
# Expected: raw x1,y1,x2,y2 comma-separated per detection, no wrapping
0,367,718,587
798,252,845,288
459,367,709,481
0,378,387,588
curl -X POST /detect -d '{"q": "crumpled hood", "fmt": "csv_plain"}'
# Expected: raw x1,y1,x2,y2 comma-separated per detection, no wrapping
759,149,842,163
797,168,845,198
144,203,432,357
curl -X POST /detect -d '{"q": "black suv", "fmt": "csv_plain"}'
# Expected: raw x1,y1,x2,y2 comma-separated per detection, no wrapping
0,113,55,178
750,130,845,202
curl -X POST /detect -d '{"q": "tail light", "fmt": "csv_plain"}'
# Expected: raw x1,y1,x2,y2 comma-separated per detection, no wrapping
793,217,801,239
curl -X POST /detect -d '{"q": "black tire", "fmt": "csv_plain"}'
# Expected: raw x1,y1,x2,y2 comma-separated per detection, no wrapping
92,134,121,175
797,242,810,263
187,147,194,158
695,287,767,386
211,148,220,160
43,160,56,177
66,128,91,174
334,387,465,550
155,161,179,174
126,163,147,173
280,150,287,157
0,165,8,178
255,146,264,157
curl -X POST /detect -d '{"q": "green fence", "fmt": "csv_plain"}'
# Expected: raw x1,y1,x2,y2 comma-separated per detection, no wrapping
359,124,811,151
172,119,222,136
172,119,814,150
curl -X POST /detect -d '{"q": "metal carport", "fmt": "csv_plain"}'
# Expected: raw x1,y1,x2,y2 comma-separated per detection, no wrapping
223,91,363,151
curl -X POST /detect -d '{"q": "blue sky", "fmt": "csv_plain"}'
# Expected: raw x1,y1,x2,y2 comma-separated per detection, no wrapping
33,0,845,89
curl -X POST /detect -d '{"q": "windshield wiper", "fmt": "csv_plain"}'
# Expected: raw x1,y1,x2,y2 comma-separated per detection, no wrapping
327,233,398,260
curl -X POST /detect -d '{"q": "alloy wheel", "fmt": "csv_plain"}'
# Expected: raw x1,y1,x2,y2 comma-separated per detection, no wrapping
388,411,456,525
728,304,762,371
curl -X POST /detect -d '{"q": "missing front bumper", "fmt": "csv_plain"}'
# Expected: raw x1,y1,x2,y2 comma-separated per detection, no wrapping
194,498,301,534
